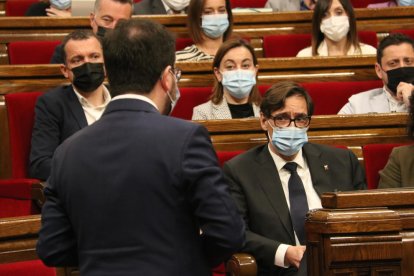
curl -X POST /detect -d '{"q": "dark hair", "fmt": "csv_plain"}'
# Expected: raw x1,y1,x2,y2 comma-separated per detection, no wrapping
260,81,314,118
377,33,414,65
187,0,233,44
61,30,101,64
311,0,359,56
94,0,133,13
103,19,175,96
210,39,261,105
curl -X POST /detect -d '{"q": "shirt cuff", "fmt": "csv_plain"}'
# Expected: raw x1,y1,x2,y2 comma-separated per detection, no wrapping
275,243,290,268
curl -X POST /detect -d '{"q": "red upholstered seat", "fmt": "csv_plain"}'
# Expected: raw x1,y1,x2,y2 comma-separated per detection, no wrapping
362,143,408,189
358,31,378,48
171,87,213,120
263,34,311,58
350,0,388,8
0,260,55,276
259,80,382,115
216,150,245,167
391,29,414,40
5,0,38,16
176,37,193,51
8,41,61,65
230,0,267,8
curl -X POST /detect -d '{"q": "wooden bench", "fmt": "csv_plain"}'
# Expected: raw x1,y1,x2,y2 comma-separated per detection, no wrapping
0,7,413,63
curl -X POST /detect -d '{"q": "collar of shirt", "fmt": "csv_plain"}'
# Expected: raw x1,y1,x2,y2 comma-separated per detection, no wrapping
111,93,159,111
161,0,186,14
267,143,306,173
383,86,407,112
73,85,111,109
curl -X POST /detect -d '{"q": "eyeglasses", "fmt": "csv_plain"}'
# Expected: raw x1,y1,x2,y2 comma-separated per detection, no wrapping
269,114,311,128
170,67,182,82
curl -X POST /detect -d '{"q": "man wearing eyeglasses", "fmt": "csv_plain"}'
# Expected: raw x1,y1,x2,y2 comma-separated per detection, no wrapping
37,19,245,275
223,81,366,276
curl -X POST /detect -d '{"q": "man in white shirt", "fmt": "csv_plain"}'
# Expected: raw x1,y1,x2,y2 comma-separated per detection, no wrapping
134,0,189,14
30,30,110,180
224,81,366,276
339,33,414,114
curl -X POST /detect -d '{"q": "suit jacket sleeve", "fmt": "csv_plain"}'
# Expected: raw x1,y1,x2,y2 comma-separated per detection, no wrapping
30,95,62,180
182,125,245,267
378,148,402,188
223,162,281,267
37,146,78,267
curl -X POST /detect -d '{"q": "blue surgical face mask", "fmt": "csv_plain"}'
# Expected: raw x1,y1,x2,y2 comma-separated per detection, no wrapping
50,0,71,10
398,0,414,6
269,123,308,156
221,69,256,99
201,14,229,39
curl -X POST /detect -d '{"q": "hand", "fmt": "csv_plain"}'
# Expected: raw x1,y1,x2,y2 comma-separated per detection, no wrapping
303,0,317,9
285,245,306,269
46,7,72,17
396,82,414,107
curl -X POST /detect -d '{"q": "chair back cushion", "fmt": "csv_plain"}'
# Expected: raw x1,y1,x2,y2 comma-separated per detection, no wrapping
230,0,267,8
5,0,38,16
171,87,212,120
263,34,311,58
8,41,61,64
5,92,44,178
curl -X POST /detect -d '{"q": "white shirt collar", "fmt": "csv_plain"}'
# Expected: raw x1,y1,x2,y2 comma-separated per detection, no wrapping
111,93,159,111
72,85,111,108
267,143,306,173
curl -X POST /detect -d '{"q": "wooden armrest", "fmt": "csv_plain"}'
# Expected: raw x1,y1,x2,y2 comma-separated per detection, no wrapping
226,253,257,276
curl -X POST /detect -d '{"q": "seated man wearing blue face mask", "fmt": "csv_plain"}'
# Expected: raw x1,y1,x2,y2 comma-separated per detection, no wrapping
339,33,414,114
50,0,133,64
223,81,366,276
30,30,110,181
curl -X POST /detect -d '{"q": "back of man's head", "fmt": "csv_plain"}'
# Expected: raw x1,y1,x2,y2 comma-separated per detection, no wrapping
103,19,175,97
377,33,414,65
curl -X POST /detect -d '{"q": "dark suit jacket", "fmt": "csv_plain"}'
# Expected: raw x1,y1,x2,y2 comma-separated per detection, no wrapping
134,0,167,14
223,143,366,276
30,85,87,180
37,98,245,276
50,43,64,64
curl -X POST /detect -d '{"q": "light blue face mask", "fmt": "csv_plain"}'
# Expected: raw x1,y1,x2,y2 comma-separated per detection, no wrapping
269,124,308,156
398,0,414,6
201,14,229,39
221,69,256,99
50,0,71,10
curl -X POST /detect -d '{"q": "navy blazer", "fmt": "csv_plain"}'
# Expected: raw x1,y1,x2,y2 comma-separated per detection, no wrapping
37,98,245,275
30,85,87,180
134,0,167,14
223,143,366,276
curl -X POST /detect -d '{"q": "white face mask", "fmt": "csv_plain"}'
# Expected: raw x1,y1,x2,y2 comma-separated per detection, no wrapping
398,0,414,6
163,0,190,11
320,15,350,42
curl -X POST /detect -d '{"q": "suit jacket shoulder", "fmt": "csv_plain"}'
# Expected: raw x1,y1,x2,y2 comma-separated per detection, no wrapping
379,144,414,188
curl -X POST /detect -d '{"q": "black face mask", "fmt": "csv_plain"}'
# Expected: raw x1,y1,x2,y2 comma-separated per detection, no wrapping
96,26,109,38
71,62,105,93
386,66,414,94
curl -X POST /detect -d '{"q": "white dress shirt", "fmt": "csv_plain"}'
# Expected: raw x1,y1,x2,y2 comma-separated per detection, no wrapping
73,85,111,125
267,144,322,267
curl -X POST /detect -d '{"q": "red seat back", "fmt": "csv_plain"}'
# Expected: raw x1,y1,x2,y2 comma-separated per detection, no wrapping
5,92,44,178
171,87,212,120
350,0,388,8
358,31,378,48
216,150,245,167
362,143,407,189
230,0,267,8
8,41,61,65
390,29,414,40
176,37,193,51
5,0,38,16
263,34,311,58
259,80,382,115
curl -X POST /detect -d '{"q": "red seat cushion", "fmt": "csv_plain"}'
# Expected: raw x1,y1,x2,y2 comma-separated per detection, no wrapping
176,38,193,51
362,143,409,189
391,29,414,40
8,41,61,65
171,87,212,120
350,0,388,8
230,0,267,8
358,31,378,48
216,150,245,167
0,260,55,276
263,34,311,58
5,0,38,16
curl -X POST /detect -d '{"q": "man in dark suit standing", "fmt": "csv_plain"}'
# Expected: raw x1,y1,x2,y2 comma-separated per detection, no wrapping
223,81,366,276
134,0,189,14
37,19,245,276
30,30,109,180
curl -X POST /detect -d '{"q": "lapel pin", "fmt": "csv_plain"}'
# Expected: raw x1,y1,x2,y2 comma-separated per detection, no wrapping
324,165,329,171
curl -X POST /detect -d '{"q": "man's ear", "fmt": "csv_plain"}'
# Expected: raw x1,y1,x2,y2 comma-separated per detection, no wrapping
259,112,268,131
160,66,173,93
375,63,383,80
60,64,69,79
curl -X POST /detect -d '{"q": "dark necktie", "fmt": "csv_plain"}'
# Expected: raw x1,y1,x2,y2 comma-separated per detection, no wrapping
284,162,309,245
